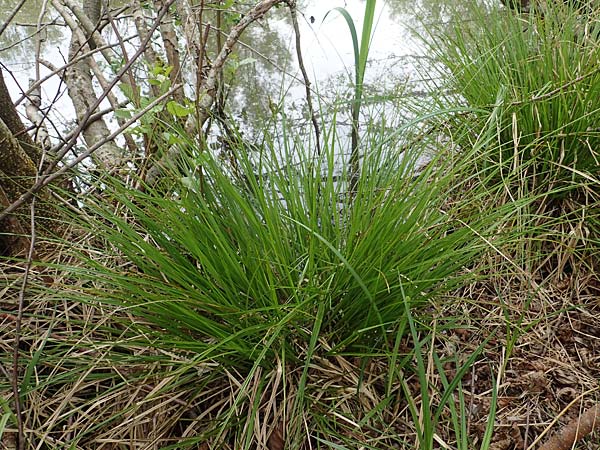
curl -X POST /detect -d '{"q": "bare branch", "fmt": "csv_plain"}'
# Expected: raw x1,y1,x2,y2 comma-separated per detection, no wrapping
102,2,141,106
196,0,286,128
539,404,600,450
15,36,138,106
287,0,321,156
0,0,28,38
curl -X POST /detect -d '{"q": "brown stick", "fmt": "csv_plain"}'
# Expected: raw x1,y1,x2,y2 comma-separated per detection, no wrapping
12,197,38,450
196,0,285,128
539,404,600,450
287,0,321,156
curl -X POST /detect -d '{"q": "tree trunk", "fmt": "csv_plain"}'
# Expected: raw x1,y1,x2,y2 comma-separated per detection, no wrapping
0,68,57,257
0,70,41,164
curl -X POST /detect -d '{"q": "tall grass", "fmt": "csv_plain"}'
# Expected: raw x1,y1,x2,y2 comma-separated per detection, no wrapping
424,0,600,193
327,0,377,192
53,110,520,447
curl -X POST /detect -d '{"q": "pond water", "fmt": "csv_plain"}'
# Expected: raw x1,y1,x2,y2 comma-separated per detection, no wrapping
0,0,493,147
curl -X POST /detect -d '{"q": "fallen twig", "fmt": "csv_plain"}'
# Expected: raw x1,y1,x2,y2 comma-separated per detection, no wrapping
538,404,600,450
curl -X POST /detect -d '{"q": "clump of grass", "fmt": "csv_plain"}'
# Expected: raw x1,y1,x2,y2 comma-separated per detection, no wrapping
70,122,474,360
53,112,516,447
416,0,600,286
425,0,600,193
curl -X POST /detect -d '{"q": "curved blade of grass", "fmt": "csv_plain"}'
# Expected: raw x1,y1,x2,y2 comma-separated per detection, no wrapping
325,1,377,190
0,412,10,442
325,7,359,86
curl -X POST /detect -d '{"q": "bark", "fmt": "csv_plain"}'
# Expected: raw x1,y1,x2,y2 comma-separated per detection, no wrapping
155,0,185,104
0,117,59,237
0,69,62,257
52,0,112,65
83,0,102,26
0,70,41,164
175,0,205,100
0,116,38,257
64,42,123,170
0,119,38,206
25,80,52,153
0,184,30,257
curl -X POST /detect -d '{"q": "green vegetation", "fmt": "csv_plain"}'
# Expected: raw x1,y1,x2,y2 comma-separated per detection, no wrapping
327,0,377,189
1,0,599,449
60,110,516,447
426,0,600,193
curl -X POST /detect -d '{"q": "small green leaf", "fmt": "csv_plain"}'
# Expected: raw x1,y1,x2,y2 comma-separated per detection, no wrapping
119,83,138,101
166,101,191,117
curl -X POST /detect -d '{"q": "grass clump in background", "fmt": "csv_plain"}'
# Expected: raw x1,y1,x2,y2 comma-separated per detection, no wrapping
426,0,600,194
422,0,600,275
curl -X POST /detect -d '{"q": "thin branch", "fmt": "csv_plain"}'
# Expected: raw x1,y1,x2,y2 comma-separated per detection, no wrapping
102,0,139,103
287,0,321,156
0,26,49,53
0,0,28,37
0,83,181,223
14,35,138,106
41,98,130,151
